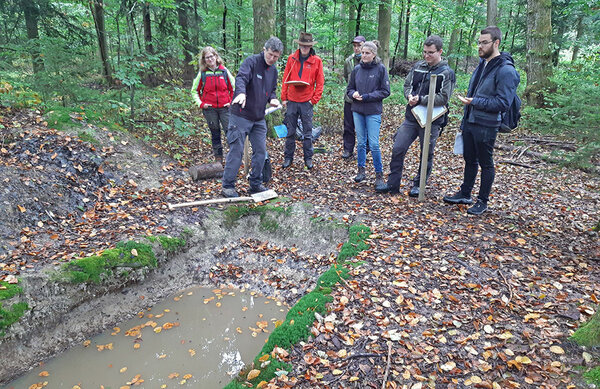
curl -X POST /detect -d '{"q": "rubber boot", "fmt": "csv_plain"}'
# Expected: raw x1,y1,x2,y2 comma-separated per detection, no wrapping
354,166,366,183
374,172,387,192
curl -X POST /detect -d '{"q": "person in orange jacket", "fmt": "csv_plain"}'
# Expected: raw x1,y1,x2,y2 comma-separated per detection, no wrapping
281,32,325,170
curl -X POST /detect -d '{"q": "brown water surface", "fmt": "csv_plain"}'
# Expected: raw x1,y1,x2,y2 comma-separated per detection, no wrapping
2,286,287,388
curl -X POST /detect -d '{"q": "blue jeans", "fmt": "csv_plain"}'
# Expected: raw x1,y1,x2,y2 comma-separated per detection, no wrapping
353,112,382,173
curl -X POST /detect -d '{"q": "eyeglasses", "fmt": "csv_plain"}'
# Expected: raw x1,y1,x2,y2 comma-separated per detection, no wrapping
423,50,439,56
477,40,495,46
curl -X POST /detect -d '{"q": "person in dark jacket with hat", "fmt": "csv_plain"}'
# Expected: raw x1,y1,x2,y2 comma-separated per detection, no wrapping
281,32,325,170
221,37,283,198
443,26,520,215
346,40,390,191
341,35,366,159
377,35,456,196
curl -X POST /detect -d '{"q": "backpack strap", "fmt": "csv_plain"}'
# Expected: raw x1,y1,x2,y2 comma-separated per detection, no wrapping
200,69,231,95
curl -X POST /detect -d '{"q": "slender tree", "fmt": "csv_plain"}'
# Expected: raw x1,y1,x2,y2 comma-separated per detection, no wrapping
253,0,275,53
222,1,227,50
402,0,410,59
175,0,195,80
142,2,153,54
571,13,584,62
487,0,497,26
377,0,392,68
525,0,553,107
278,0,287,53
20,0,44,74
89,0,112,84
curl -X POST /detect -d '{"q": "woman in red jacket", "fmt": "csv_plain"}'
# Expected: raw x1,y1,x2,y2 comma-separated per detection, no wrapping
191,46,235,162
281,32,325,170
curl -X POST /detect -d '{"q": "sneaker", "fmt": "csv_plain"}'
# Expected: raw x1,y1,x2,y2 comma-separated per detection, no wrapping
408,185,420,197
282,158,292,168
354,167,366,183
222,187,239,198
249,184,268,194
341,150,352,159
305,159,313,169
467,200,488,215
443,191,474,205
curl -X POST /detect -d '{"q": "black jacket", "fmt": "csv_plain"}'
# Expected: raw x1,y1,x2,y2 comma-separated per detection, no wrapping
462,52,520,129
347,59,391,116
230,52,278,122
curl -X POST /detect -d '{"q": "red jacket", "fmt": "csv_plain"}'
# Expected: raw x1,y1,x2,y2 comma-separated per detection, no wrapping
191,65,235,108
281,51,324,105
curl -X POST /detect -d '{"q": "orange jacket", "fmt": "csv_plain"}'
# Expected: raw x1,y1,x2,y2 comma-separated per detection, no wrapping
281,50,325,105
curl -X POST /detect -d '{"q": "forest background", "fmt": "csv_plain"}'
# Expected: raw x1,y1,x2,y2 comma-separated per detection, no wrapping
0,0,599,174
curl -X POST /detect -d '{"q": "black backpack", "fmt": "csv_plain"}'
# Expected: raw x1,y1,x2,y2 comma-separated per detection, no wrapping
499,94,522,133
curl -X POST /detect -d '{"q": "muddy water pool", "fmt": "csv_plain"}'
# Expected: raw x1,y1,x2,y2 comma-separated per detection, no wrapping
2,286,288,388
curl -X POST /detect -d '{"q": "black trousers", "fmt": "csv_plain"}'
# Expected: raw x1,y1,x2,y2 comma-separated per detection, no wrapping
202,107,230,157
459,123,499,203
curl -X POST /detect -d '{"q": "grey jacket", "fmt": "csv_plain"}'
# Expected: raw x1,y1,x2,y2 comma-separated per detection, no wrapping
344,53,361,103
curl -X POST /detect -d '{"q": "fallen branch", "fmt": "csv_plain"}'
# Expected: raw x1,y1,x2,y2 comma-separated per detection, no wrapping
498,160,537,169
381,341,393,389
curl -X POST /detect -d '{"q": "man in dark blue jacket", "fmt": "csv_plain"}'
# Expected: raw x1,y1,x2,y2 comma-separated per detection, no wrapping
443,26,520,215
221,37,283,198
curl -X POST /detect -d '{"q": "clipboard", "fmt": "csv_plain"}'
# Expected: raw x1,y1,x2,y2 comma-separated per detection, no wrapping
284,80,310,86
411,105,447,128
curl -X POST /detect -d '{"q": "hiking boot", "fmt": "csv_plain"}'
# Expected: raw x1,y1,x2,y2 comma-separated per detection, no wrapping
305,159,313,170
221,187,239,198
467,200,488,215
443,191,474,205
409,185,420,197
282,158,292,168
341,150,352,159
354,167,366,183
214,155,223,164
374,173,387,192
249,184,269,194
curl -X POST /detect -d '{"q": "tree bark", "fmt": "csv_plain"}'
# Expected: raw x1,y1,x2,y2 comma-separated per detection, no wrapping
278,0,287,53
253,0,275,53
391,0,404,69
222,1,227,50
447,0,466,56
20,0,44,74
571,13,584,62
355,1,363,37
377,0,392,68
345,2,356,57
234,0,242,65
487,0,497,26
143,2,154,54
525,0,553,107
402,0,411,59
90,0,112,84
295,0,304,35
175,0,195,80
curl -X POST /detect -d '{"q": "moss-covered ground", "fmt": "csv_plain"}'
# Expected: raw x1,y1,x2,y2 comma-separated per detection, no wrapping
224,224,371,389
223,203,292,232
0,280,28,336
570,309,600,386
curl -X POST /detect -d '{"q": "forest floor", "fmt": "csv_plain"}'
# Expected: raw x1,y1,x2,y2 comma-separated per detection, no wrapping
1,105,599,388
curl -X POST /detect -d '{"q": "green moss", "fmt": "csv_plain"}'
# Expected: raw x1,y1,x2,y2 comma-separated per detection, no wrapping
570,309,600,347
224,224,371,389
147,235,187,253
0,302,29,336
223,204,291,231
583,367,600,386
77,130,99,145
63,240,157,284
0,282,23,300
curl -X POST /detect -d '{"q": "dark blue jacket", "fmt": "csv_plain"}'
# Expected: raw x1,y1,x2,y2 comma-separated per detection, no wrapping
347,59,390,116
231,52,278,122
462,52,520,129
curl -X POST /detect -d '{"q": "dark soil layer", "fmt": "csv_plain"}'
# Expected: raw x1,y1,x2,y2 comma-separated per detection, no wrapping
1,105,599,388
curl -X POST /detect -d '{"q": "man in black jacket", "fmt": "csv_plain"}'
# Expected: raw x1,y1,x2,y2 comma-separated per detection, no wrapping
378,35,455,196
221,37,283,198
443,26,520,215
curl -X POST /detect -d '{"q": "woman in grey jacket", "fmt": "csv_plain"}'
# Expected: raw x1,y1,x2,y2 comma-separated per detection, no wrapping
346,40,390,190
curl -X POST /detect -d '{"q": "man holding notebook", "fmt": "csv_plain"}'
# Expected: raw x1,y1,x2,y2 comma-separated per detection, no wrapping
377,35,456,196
281,32,325,170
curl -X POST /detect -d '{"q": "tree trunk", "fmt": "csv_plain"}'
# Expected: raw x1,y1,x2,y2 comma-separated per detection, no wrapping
222,1,227,50
90,0,112,84
487,0,497,26
278,0,287,53
391,0,404,70
175,0,195,80
551,22,566,66
235,0,242,65
345,2,356,57
331,0,337,66
253,0,275,53
143,2,154,54
355,1,363,37
402,0,411,59
448,0,466,56
571,13,584,62
525,0,553,107
20,0,44,74
377,0,391,68
295,0,304,35
510,5,520,52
